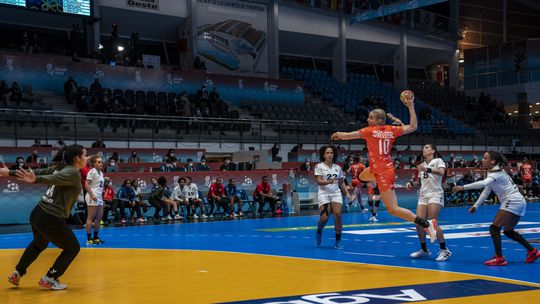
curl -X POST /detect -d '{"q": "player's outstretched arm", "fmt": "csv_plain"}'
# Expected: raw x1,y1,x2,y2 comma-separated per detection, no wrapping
331,131,361,141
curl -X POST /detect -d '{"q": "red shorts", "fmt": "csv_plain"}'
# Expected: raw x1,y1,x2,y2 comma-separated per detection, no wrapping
351,179,362,188
522,177,532,183
373,171,395,193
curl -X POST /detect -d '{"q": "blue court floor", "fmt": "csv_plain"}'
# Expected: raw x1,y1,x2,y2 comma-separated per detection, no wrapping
1,204,539,284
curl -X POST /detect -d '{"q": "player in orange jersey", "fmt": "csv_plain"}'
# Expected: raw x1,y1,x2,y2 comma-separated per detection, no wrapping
346,156,367,213
519,157,533,200
331,90,437,242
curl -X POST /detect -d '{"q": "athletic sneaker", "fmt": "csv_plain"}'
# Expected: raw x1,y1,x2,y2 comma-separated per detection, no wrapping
424,219,438,243
8,270,20,286
435,249,452,262
316,233,322,246
525,248,540,263
92,238,105,245
38,275,67,290
334,241,344,250
209,214,214,219
232,212,238,217
361,208,368,213
193,214,199,219
410,249,431,258
86,239,94,245
173,214,181,220
368,216,378,222
484,255,508,266
201,214,209,219
238,211,244,217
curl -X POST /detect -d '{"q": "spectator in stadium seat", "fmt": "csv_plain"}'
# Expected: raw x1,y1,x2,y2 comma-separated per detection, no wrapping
63,76,79,104
300,159,312,171
253,175,279,216
105,158,119,173
26,150,39,163
31,139,42,148
291,143,303,153
209,87,220,103
196,158,210,171
271,143,282,162
185,159,197,172
107,152,121,164
458,158,467,168
162,149,178,171
128,151,140,163
469,155,480,168
54,137,66,149
10,157,27,170
207,177,229,218
220,158,235,171
91,139,106,148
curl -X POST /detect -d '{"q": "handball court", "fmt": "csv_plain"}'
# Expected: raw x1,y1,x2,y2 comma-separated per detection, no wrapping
1,204,540,303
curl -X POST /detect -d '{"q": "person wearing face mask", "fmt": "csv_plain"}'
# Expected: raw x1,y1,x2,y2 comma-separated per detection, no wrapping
196,158,210,171
128,151,140,163
105,158,119,173
10,157,28,170
163,149,178,170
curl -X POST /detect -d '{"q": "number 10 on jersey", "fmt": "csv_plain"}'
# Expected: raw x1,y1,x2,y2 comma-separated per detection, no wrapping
378,139,390,155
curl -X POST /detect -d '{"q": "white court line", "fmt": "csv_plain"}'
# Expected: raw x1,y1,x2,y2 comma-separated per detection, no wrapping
344,251,396,258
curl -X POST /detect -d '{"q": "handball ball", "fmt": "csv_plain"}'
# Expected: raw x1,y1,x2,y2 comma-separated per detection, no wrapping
400,90,414,103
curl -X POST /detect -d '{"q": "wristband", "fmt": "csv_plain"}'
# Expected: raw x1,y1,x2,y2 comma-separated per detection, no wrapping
426,168,432,173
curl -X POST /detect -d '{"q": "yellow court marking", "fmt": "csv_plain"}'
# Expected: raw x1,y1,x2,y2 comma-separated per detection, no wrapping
1,248,538,304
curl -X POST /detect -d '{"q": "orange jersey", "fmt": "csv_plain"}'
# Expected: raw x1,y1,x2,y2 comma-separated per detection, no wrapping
358,125,404,174
349,163,366,181
520,163,532,180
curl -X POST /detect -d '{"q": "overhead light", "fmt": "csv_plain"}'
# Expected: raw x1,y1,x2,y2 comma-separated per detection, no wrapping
97,43,104,50
117,45,125,52
514,110,518,113
530,105,533,108
458,59,464,63
535,111,539,114
536,102,540,105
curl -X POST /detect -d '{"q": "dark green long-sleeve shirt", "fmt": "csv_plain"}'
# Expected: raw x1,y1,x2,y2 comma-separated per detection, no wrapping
10,165,82,219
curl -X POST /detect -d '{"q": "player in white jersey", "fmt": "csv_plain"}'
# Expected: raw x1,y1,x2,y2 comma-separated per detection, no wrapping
185,176,208,219
453,151,540,266
406,144,451,261
170,177,189,220
84,155,105,245
315,145,352,249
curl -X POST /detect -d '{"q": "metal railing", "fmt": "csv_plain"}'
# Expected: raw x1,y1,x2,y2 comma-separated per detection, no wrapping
1,109,538,150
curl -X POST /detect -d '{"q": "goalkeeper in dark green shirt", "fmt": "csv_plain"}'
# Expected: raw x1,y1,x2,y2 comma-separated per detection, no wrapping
1,144,88,290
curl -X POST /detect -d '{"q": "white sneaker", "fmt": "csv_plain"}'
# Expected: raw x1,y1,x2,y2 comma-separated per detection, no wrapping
193,214,199,219
369,216,378,222
238,211,244,217
410,249,431,258
361,208,368,213
435,249,452,262
201,214,208,219
209,214,214,219
425,219,438,244
232,212,238,217
173,214,181,220
38,275,67,290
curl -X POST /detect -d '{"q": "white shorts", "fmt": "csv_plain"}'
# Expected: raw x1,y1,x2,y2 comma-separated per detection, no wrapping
500,199,526,217
418,194,444,206
318,192,343,207
85,193,104,207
